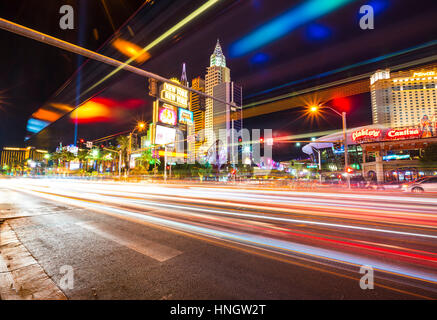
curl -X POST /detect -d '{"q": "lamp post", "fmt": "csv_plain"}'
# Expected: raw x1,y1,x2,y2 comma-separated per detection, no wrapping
128,122,146,175
310,105,350,189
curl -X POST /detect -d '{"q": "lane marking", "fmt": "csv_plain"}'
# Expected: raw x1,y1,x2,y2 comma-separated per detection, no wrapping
10,186,437,299
75,221,182,262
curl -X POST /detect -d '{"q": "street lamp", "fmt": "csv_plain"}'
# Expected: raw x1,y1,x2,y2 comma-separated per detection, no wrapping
309,105,350,189
128,122,147,175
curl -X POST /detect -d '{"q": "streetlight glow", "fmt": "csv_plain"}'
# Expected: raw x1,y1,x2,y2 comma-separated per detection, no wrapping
310,106,318,112
138,122,146,130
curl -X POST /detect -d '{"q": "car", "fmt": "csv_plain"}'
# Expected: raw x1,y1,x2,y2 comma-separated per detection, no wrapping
402,176,437,193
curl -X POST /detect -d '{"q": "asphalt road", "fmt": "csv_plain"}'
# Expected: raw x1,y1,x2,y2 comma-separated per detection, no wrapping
1,178,436,299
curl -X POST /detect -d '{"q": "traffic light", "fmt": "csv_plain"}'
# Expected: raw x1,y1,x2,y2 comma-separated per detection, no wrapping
260,137,264,143
148,78,158,97
78,139,85,148
346,167,354,174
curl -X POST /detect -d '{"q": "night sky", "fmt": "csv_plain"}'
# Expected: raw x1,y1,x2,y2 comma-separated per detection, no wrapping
1,0,436,161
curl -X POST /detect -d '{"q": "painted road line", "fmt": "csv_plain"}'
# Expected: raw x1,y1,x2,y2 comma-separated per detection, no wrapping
0,221,67,300
76,221,182,262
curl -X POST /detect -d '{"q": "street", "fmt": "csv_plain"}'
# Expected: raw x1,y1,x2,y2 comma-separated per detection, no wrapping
1,178,436,299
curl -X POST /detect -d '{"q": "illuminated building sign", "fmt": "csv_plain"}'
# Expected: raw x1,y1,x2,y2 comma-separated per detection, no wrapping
160,82,188,108
158,104,177,126
386,128,421,139
155,125,176,145
178,108,193,125
352,129,382,142
383,154,410,161
413,71,435,77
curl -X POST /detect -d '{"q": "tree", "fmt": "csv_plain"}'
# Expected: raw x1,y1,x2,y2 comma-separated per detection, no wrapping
138,149,154,172
197,162,212,182
117,135,130,174
51,150,75,168
77,149,89,171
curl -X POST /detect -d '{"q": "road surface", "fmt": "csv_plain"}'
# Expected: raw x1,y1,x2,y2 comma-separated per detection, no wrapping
1,178,436,299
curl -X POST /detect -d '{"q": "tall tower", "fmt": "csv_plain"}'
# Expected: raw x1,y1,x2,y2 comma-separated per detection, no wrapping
180,62,188,87
205,40,230,150
190,77,206,158
213,82,243,164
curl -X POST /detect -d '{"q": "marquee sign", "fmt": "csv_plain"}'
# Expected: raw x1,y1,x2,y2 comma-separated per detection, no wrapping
413,71,435,77
386,128,421,139
158,104,177,126
352,128,382,142
178,108,193,125
160,82,188,108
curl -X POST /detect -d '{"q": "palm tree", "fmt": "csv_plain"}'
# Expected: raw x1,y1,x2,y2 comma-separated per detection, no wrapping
138,149,153,172
116,135,130,174
77,149,89,172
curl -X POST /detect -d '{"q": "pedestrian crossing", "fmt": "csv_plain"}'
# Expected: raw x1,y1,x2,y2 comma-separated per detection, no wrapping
75,221,182,262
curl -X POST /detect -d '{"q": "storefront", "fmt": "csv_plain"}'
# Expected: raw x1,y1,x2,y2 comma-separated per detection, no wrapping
302,125,437,183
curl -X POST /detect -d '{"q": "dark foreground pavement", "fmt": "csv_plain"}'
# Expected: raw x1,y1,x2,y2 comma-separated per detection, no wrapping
1,181,436,300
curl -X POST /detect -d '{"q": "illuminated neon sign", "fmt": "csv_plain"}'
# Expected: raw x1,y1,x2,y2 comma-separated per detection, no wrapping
386,128,421,139
178,108,193,125
413,71,435,77
160,82,188,108
158,104,177,126
383,154,410,161
352,128,382,141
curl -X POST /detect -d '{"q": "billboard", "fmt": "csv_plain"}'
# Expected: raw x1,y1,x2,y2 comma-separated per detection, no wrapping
178,108,193,125
160,82,188,108
158,104,177,126
155,125,176,145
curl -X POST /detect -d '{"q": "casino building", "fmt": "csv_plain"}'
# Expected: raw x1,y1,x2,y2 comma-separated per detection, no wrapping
302,125,437,183
1,146,48,169
371,68,437,129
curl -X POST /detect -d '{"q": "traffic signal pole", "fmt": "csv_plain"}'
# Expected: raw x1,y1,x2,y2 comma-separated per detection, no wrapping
342,112,351,189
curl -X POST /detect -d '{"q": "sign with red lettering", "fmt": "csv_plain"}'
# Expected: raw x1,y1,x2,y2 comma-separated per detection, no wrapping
386,128,421,139
352,128,382,142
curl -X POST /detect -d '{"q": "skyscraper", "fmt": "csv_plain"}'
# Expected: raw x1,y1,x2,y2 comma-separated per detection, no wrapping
205,40,230,150
190,76,206,157
212,81,243,164
371,68,437,128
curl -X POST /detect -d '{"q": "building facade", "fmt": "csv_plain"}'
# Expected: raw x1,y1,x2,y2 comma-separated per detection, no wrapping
190,76,206,158
371,68,437,130
302,125,437,183
1,147,48,168
212,82,243,163
205,40,230,151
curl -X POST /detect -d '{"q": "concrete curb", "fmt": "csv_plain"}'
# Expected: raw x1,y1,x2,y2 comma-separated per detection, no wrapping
0,220,67,300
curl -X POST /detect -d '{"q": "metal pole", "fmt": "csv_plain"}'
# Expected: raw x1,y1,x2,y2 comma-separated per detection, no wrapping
342,112,351,189
164,146,167,182
128,133,132,176
118,151,122,178
0,18,237,109
317,149,322,184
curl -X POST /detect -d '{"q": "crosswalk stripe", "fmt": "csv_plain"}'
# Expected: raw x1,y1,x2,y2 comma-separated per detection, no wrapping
76,221,182,262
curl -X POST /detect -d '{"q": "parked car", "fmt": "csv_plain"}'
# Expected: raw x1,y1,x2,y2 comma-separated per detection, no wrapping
402,176,437,193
